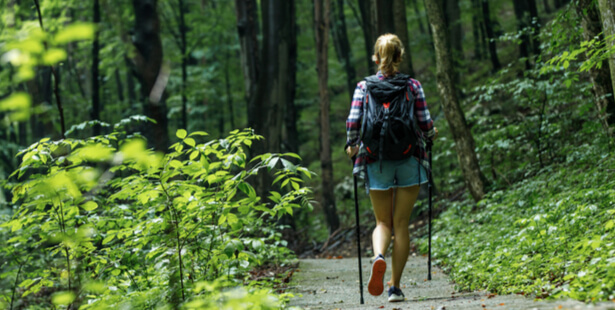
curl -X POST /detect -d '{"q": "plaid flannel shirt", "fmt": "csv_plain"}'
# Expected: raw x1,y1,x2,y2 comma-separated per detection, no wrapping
346,72,435,182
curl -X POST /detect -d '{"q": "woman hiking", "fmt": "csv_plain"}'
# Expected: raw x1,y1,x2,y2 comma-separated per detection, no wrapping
345,33,437,302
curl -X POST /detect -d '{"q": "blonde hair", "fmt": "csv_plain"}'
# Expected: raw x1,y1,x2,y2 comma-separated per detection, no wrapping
372,33,404,76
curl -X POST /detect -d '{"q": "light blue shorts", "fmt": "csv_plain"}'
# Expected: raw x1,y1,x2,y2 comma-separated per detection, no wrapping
366,157,428,191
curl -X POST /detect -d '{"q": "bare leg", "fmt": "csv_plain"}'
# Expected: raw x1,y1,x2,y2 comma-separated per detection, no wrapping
369,189,394,258
390,185,420,287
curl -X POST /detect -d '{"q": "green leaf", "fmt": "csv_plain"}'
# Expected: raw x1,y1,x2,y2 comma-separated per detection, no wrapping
605,220,614,230
184,137,196,147
42,48,67,65
267,158,279,170
189,131,208,136
81,201,98,211
218,214,227,225
54,23,95,44
176,129,187,139
189,150,199,161
0,92,31,121
52,291,75,306
102,234,115,245
227,213,239,226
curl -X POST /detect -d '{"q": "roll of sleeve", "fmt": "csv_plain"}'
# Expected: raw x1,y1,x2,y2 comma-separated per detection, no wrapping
410,78,435,139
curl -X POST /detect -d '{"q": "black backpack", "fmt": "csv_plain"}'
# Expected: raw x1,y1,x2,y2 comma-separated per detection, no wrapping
360,74,418,162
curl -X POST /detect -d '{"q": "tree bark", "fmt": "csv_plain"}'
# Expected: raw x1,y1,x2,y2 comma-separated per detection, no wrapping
373,0,396,35
179,0,188,130
249,0,296,196
315,0,340,234
330,0,357,97
442,0,464,66
424,0,489,201
393,0,416,76
472,0,483,60
527,0,540,56
92,0,101,136
359,0,376,72
580,0,615,130
410,0,427,34
285,11,299,156
234,0,260,128
542,0,551,13
598,0,615,108
125,57,137,104
132,0,169,151
482,0,501,72
513,0,532,69
34,0,66,139
224,51,236,130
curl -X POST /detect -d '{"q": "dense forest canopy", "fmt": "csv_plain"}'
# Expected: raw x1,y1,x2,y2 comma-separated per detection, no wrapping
0,0,614,308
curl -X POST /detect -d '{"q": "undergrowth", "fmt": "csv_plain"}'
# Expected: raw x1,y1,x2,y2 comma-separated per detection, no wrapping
425,144,615,302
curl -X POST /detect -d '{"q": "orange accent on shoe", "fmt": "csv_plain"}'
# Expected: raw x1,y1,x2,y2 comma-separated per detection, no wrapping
366,146,372,154
383,102,391,109
368,259,387,296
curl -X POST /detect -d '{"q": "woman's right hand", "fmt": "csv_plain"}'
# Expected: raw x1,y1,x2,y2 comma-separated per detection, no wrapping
346,145,359,159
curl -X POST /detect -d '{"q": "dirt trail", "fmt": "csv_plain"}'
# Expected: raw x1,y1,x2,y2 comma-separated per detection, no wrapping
289,256,613,310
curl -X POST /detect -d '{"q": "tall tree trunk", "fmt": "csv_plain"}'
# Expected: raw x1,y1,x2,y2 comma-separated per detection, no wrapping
542,0,551,13
115,69,124,103
359,0,376,73
527,0,541,56
250,0,296,196
424,0,488,201
581,0,615,129
179,0,188,130
285,13,299,156
513,0,532,69
34,0,66,139
482,0,501,71
598,0,615,111
234,0,260,128
360,0,398,74
224,51,236,130
410,0,427,34
442,0,464,66
330,0,357,97
132,0,169,151
315,0,340,234
373,0,396,35
125,57,137,105
92,0,101,136
472,0,483,60
393,0,416,76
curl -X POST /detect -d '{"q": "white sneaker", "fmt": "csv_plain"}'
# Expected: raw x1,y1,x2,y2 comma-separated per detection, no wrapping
388,286,405,302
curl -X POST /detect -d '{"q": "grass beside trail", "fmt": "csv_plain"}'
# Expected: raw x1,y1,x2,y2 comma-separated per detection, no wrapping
425,144,615,302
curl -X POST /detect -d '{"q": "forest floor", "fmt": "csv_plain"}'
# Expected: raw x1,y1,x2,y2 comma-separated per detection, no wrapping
288,256,615,310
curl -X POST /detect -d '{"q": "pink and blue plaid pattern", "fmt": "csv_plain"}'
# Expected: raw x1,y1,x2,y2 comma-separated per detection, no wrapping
346,72,435,180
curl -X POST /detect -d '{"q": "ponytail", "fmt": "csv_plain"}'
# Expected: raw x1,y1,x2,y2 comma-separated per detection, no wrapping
372,33,404,76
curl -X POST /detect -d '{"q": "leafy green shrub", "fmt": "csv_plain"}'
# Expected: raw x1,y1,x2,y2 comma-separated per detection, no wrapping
426,144,615,301
1,123,311,309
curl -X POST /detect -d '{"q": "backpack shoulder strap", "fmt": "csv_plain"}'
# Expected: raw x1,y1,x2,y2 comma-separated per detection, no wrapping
364,75,380,86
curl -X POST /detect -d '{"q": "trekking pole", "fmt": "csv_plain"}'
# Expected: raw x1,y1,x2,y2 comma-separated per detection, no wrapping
427,141,433,281
351,156,365,304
